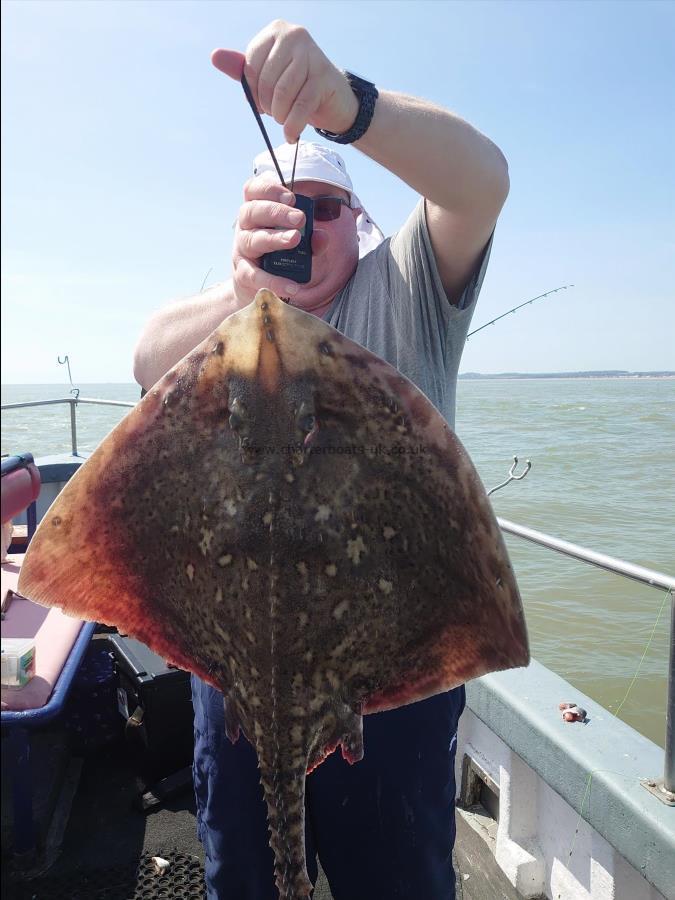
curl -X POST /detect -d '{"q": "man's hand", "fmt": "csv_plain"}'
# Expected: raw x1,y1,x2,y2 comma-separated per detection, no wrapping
211,20,358,143
232,176,329,304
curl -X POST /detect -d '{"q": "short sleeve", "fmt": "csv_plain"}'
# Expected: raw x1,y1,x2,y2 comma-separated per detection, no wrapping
325,198,495,428
386,199,492,332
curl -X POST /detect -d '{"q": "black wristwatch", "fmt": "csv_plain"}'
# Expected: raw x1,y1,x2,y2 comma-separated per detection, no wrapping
315,71,378,145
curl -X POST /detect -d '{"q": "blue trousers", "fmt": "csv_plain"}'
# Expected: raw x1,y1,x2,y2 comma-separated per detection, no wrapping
192,677,465,900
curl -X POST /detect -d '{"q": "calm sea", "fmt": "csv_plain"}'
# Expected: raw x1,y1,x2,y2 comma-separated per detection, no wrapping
2,379,674,747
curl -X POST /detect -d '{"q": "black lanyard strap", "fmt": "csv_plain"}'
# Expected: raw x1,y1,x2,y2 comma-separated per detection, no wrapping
241,73,300,191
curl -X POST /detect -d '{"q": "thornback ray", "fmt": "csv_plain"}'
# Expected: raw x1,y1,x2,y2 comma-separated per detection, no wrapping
18,289,529,900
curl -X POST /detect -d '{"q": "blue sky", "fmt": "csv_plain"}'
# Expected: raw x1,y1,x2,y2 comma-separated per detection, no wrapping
2,0,673,383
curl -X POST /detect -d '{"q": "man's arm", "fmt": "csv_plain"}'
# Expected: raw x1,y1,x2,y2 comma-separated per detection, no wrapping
133,169,314,392
354,92,509,305
213,20,509,304
133,279,238,391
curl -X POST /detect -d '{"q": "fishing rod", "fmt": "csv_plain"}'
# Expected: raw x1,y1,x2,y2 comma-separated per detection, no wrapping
466,284,574,340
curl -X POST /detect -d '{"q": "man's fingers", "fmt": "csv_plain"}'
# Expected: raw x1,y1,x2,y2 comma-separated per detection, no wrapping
210,49,246,81
243,177,296,205
283,79,319,144
243,28,277,112
237,226,301,259
256,42,294,115
239,200,305,231
234,257,300,299
271,59,309,128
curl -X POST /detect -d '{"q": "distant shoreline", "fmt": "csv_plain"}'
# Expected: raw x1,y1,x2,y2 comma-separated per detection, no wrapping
458,371,675,381
2,371,674,387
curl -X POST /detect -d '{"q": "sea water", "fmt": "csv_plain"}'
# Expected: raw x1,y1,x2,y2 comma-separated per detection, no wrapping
2,378,673,747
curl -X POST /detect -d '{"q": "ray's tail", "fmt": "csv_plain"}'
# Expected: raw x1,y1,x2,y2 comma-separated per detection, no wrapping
256,735,313,900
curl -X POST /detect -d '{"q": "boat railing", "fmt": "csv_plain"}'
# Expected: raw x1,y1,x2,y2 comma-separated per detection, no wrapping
1,396,136,456
2,395,674,801
496,516,675,804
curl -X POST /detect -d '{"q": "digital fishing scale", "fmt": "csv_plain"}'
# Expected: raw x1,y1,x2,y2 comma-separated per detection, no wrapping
241,73,314,284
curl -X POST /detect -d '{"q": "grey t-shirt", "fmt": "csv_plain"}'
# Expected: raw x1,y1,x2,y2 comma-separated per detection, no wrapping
323,199,492,430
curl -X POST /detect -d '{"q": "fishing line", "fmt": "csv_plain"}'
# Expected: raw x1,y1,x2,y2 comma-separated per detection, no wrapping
200,268,213,293
559,587,671,897
612,587,671,721
560,769,593,889
557,766,637,900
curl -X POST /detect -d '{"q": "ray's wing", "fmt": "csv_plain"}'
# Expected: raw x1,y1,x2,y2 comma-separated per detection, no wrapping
17,331,269,692
250,291,530,715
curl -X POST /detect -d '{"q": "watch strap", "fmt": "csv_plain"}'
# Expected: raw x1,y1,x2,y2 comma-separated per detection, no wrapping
315,72,378,145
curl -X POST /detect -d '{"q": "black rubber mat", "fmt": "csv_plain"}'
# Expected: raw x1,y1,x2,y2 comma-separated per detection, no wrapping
8,850,205,899
5,848,460,900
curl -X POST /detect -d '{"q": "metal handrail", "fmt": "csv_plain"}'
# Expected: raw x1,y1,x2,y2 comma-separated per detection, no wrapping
498,515,675,801
1,398,136,410
2,396,673,797
497,517,675,593
1,397,135,456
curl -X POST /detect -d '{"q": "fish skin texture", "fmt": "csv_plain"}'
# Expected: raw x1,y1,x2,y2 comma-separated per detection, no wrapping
19,290,529,899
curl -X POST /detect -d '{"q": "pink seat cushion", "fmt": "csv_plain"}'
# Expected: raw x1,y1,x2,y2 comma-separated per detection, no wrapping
1,463,41,524
1,554,84,711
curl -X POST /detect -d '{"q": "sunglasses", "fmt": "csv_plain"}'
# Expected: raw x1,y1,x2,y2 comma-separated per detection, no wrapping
232,195,352,232
313,196,351,221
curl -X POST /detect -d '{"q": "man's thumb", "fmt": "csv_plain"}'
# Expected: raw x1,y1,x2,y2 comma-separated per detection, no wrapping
211,49,246,80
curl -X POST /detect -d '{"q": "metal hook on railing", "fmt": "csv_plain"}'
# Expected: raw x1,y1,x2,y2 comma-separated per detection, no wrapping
58,355,79,399
488,456,532,497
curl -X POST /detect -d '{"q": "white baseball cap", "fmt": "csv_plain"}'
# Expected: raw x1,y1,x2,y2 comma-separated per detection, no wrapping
252,141,385,258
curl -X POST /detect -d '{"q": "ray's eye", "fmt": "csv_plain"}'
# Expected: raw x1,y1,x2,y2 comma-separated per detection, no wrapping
228,398,247,432
296,400,318,436
299,413,316,434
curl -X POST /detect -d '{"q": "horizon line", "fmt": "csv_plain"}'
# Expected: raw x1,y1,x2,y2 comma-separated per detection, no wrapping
3,369,675,387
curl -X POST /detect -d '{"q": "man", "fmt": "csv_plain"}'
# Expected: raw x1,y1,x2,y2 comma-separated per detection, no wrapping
134,20,509,900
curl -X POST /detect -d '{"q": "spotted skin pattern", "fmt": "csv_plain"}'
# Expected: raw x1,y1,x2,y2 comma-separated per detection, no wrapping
19,290,529,900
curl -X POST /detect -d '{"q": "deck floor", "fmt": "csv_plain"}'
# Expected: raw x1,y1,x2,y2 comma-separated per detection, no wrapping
2,728,516,899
